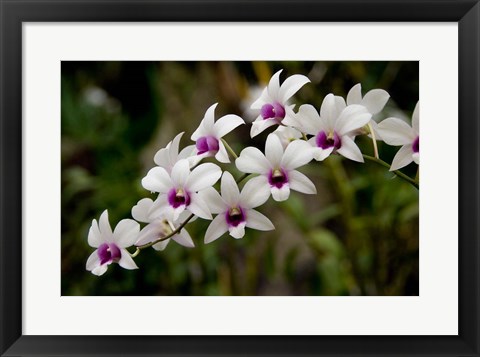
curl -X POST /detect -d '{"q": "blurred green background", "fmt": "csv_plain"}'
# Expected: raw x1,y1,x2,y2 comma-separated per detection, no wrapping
61,61,419,296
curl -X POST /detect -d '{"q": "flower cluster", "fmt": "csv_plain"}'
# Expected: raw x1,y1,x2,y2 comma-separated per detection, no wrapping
86,70,419,276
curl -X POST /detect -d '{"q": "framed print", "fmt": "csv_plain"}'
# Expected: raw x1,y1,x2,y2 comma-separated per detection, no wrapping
1,0,479,356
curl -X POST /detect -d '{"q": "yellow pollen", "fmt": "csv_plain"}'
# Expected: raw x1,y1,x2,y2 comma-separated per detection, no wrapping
229,207,241,216
176,188,184,197
327,131,335,140
272,169,283,178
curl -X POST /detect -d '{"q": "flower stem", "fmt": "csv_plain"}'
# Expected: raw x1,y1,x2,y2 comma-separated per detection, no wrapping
367,122,379,159
362,154,419,189
221,138,238,160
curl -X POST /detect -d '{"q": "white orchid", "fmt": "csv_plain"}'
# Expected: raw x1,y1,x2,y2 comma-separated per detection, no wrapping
153,132,199,173
86,210,139,276
377,102,419,171
272,126,303,149
250,69,310,137
236,134,316,202
200,171,274,243
188,103,245,163
141,159,222,221
347,83,390,117
284,94,372,162
132,198,194,251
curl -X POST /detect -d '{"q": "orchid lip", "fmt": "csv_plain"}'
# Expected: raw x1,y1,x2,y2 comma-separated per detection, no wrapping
268,168,289,189
98,242,121,265
196,135,219,155
316,130,341,150
261,102,286,121
167,188,191,208
225,206,246,227
412,136,419,153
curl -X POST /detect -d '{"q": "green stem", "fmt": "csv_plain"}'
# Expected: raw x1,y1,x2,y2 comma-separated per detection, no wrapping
362,154,419,189
221,138,238,160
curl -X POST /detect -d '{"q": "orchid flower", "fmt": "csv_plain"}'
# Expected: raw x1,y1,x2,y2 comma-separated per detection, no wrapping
250,69,310,137
153,132,199,173
283,94,372,162
200,171,273,243
188,103,245,163
132,198,194,251
272,126,303,149
141,159,222,221
86,210,139,276
377,102,419,171
236,134,316,202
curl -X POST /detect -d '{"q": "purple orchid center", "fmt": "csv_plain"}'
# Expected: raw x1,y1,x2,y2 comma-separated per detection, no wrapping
316,131,341,150
268,168,289,189
98,243,121,265
196,135,219,155
261,102,286,121
412,136,419,153
167,188,191,208
225,207,246,227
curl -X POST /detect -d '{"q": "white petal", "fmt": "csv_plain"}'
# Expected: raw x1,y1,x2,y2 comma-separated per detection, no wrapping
377,117,416,145
265,134,284,167
172,229,195,248
213,114,245,138
362,89,390,115
412,152,420,165
131,198,154,223
147,194,168,220
205,214,229,243
271,184,291,201
88,219,103,248
412,102,419,135
320,94,338,130
86,250,101,271
135,222,164,246
240,175,271,208
214,141,231,163
335,105,371,136
188,192,213,219
153,147,170,169
113,219,140,248
229,222,246,239
390,145,414,171
267,69,282,99
288,170,317,194
346,83,362,105
337,135,364,162
291,104,325,135
98,210,113,241
142,166,173,193
272,126,302,148
236,147,271,174
335,96,347,114
245,209,275,231
221,171,241,207
178,145,198,163
281,139,313,170
197,187,226,214
250,88,269,110
199,103,218,136
168,132,184,163
171,159,191,187
92,264,108,276
186,163,221,192
152,239,170,251
250,118,277,137
278,74,310,102
312,146,334,161
118,249,139,270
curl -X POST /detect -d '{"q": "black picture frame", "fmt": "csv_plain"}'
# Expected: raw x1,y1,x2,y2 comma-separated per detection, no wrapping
1,1,478,356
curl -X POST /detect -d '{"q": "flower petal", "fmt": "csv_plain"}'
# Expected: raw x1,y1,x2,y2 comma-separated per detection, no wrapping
320,94,339,130
412,152,420,165
188,192,213,219
346,83,362,105
290,104,325,135
172,229,195,248
240,175,271,208
205,214,228,243
135,222,163,246
118,249,139,270
186,163,221,192
377,117,416,145
88,219,103,248
236,147,271,174
245,209,275,231
265,134,284,167
92,264,108,276
412,102,419,134
213,114,245,138
113,219,140,248
281,139,314,170
197,187,226,214
214,141,231,163
335,105,371,136
229,222,246,239
98,210,113,242
390,144,414,171
278,74,310,102
152,239,170,251
288,170,317,194
142,166,173,193
171,159,191,187
251,88,269,110
362,89,390,115
221,171,241,207
267,69,282,100
147,194,168,220
311,146,334,161
86,250,101,271
192,103,218,140
250,118,277,137
131,198,154,223
271,184,291,201
336,135,364,162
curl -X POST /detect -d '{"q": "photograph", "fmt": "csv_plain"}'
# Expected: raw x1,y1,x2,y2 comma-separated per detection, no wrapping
61,61,419,296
